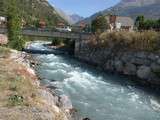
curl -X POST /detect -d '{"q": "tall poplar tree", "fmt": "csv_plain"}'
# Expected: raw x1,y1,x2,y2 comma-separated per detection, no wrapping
6,0,24,50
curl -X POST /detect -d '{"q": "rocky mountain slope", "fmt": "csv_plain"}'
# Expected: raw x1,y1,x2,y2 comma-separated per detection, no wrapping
0,0,67,26
69,14,84,24
80,0,160,24
55,7,84,24
115,0,160,8
54,7,74,24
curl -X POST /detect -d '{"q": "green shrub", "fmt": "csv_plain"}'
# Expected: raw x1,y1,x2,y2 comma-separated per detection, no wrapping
8,95,24,106
153,69,160,78
52,38,63,46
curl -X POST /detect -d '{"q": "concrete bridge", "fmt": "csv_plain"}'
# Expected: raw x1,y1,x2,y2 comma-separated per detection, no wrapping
0,27,93,54
0,28,92,40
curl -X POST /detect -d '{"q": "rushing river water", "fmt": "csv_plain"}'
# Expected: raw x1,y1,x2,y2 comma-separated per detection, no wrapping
29,42,160,120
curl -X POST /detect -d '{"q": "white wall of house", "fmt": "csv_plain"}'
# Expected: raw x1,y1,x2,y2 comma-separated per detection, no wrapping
0,17,6,25
116,22,122,30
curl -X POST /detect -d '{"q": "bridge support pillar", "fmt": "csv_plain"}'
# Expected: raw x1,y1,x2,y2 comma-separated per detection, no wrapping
74,33,82,56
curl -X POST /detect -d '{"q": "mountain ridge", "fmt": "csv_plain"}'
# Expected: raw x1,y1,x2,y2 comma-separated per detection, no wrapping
79,0,160,24
54,7,84,24
69,14,84,24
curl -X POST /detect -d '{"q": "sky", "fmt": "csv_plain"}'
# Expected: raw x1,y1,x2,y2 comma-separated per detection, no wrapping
48,0,120,17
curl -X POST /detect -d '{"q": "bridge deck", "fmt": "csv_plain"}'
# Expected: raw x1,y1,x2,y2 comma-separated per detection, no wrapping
0,28,92,40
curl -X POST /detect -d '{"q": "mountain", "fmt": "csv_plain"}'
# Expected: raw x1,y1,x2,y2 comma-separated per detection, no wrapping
80,0,160,24
54,7,74,24
115,0,160,8
0,0,67,26
55,7,84,24
69,14,84,24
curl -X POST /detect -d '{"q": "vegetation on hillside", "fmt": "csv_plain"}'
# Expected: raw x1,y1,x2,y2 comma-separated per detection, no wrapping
0,0,66,27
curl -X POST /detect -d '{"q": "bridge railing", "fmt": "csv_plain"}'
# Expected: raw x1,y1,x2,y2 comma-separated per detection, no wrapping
0,27,93,39
22,27,92,35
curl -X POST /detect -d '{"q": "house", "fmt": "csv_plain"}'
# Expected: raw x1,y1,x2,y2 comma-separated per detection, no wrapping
106,15,134,31
57,22,65,28
72,23,86,32
0,16,7,28
56,22,72,32
39,19,46,28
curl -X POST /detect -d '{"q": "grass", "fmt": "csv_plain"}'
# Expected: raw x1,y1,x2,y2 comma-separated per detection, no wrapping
97,31,160,51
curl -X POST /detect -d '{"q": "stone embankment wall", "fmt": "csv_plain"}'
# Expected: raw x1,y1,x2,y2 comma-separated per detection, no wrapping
75,39,160,86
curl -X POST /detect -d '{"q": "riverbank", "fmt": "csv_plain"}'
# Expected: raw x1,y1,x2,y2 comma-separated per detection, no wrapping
75,31,160,90
0,46,74,120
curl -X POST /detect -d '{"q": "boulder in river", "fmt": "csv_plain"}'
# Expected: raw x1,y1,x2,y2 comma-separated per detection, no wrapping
137,66,151,79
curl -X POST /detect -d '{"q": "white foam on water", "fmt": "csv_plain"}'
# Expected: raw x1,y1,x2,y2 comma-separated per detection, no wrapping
128,92,139,102
150,99,160,111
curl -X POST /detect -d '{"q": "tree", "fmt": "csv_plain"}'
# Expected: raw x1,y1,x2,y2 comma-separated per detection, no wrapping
6,0,25,50
51,38,63,46
91,15,109,33
135,15,145,30
157,19,160,30
83,24,92,33
135,16,160,31
0,0,4,15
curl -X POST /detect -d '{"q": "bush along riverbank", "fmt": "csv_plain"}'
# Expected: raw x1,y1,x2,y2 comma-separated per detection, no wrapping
75,31,160,89
0,46,75,120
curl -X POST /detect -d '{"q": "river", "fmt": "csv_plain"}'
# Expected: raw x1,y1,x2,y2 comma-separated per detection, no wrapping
29,42,160,120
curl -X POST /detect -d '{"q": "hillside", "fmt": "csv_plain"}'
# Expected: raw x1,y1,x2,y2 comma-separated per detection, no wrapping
0,0,67,27
80,0,160,24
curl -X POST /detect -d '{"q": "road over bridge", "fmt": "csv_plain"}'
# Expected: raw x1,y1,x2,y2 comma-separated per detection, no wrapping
0,28,92,40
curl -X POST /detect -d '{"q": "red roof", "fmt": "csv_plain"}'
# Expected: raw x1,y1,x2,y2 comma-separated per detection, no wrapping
58,22,65,26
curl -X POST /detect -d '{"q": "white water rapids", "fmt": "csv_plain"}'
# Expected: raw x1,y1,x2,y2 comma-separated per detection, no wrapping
29,42,160,120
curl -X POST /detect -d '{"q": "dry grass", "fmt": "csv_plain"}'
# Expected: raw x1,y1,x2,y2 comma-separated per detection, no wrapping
0,57,38,107
0,46,10,58
98,31,160,51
